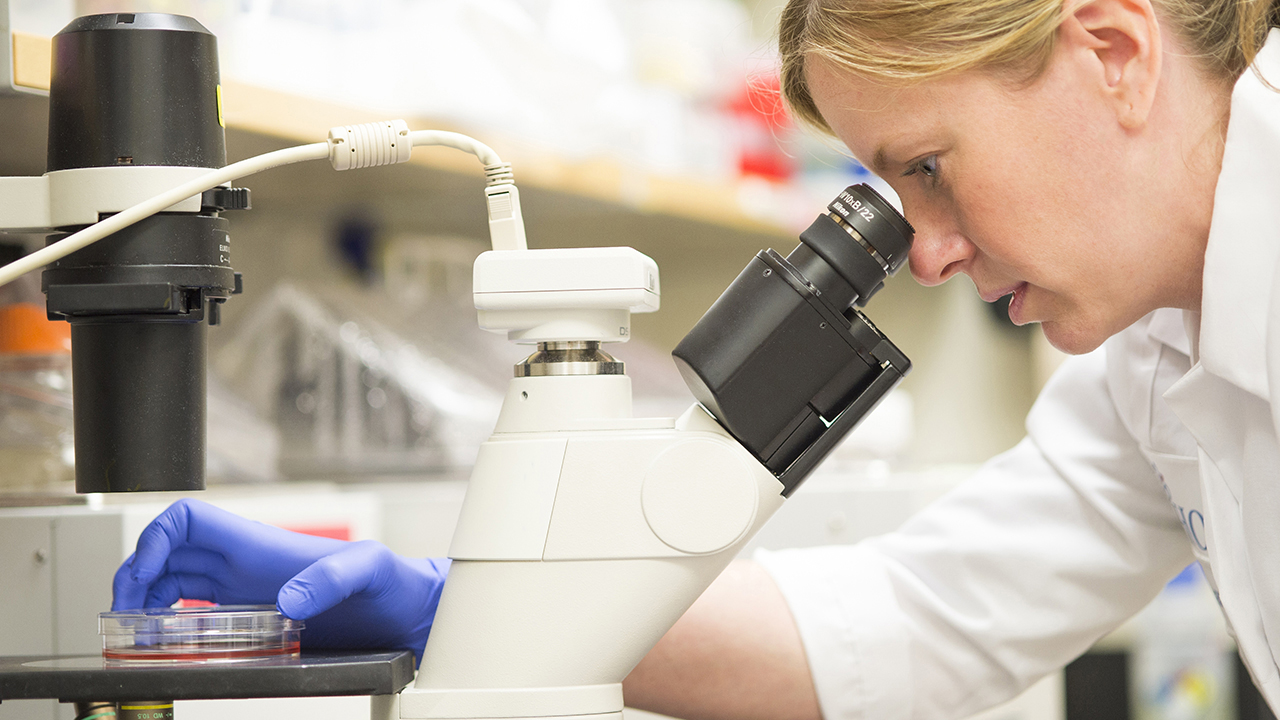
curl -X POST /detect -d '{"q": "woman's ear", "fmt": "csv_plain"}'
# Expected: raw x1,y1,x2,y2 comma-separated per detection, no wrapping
1058,0,1162,129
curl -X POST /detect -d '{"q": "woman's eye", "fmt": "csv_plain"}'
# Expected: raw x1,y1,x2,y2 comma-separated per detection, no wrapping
903,155,939,180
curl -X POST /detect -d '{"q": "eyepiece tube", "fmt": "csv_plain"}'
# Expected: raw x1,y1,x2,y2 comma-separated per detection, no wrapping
792,184,913,306
672,183,914,495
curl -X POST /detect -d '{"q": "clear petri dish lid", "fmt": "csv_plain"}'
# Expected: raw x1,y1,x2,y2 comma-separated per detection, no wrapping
100,605,303,663
100,605,301,635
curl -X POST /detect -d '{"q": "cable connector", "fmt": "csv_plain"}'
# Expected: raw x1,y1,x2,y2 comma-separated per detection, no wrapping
484,163,514,186
485,179,527,252
328,120,413,171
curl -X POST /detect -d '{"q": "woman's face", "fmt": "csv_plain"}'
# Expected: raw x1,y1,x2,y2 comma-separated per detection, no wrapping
805,35,1216,354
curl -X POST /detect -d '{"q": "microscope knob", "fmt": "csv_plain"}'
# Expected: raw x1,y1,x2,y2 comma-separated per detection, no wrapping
201,186,252,212
641,439,759,555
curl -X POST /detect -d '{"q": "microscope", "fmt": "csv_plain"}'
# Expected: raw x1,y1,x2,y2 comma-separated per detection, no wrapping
405,184,911,720
0,12,913,720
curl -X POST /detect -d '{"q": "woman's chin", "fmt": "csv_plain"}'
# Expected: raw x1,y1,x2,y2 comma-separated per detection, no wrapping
1040,318,1110,356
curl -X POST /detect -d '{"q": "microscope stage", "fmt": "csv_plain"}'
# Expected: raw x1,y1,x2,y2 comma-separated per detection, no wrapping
0,650,414,702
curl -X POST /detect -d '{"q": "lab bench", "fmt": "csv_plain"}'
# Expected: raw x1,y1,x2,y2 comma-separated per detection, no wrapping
0,468,1064,720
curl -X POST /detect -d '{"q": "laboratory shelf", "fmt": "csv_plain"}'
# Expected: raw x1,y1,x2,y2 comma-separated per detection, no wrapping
220,80,793,237
4,30,793,240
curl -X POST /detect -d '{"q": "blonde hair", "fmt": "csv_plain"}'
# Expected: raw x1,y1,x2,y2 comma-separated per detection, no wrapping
780,0,1280,132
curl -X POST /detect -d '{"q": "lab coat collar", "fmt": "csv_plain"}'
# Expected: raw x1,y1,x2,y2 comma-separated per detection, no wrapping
1197,29,1280,400
1147,307,1192,357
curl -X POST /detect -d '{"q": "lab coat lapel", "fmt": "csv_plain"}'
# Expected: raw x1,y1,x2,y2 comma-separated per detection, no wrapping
1199,31,1280,402
1167,30,1280,708
1172,30,1280,500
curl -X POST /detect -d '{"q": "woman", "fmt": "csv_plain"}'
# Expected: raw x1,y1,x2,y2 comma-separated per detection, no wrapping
115,0,1280,718
625,0,1280,718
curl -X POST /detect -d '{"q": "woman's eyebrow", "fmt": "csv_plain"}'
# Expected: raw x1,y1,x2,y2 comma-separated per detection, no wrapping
872,146,894,175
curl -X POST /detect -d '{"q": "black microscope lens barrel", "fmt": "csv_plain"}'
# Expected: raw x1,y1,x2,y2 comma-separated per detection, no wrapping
828,184,913,274
43,13,233,494
71,321,205,494
48,13,224,171
790,183,914,307
785,242,858,309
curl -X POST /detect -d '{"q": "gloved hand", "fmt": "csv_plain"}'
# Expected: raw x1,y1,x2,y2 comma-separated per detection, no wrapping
112,498,450,662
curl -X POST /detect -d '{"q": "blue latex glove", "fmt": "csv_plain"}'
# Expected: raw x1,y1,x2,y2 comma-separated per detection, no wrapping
112,498,449,662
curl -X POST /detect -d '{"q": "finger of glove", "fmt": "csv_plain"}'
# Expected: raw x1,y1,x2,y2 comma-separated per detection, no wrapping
113,553,148,611
163,546,230,578
167,546,284,605
142,573,221,609
128,498,210,584
277,541,391,620
131,500,288,578
135,500,348,585
131,500,296,579
114,548,231,611
125,547,232,609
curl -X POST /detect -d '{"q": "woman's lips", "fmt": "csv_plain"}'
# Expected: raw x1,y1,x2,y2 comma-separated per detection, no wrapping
1007,283,1030,325
980,283,1032,325
979,283,1021,304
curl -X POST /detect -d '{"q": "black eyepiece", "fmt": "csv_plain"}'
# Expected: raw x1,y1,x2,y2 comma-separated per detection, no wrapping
671,182,914,495
787,184,913,307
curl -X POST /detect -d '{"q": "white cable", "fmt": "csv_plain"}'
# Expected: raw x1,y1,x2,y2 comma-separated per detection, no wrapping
327,122,503,171
0,142,328,288
0,120,518,289
326,122,525,252
407,130,502,167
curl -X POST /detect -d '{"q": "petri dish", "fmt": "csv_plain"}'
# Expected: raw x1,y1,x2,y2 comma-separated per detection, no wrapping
99,605,303,663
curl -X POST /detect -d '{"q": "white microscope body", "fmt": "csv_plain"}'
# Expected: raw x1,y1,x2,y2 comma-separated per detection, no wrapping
394,169,916,720
398,245,786,720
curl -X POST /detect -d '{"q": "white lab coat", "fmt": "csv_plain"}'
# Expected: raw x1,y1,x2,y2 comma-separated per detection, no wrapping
756,29,1280,720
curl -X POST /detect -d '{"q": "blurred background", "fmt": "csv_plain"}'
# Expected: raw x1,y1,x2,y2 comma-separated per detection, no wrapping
1,0,1061,487
0,3,1242,720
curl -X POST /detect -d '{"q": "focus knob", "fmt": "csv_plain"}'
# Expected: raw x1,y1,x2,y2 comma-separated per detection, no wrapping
202,186,252,211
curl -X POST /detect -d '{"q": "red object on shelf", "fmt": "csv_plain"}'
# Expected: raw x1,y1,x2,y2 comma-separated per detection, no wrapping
726,73,795,182
280,525,352,541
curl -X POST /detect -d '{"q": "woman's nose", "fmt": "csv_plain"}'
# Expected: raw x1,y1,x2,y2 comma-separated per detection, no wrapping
907,224,975,287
